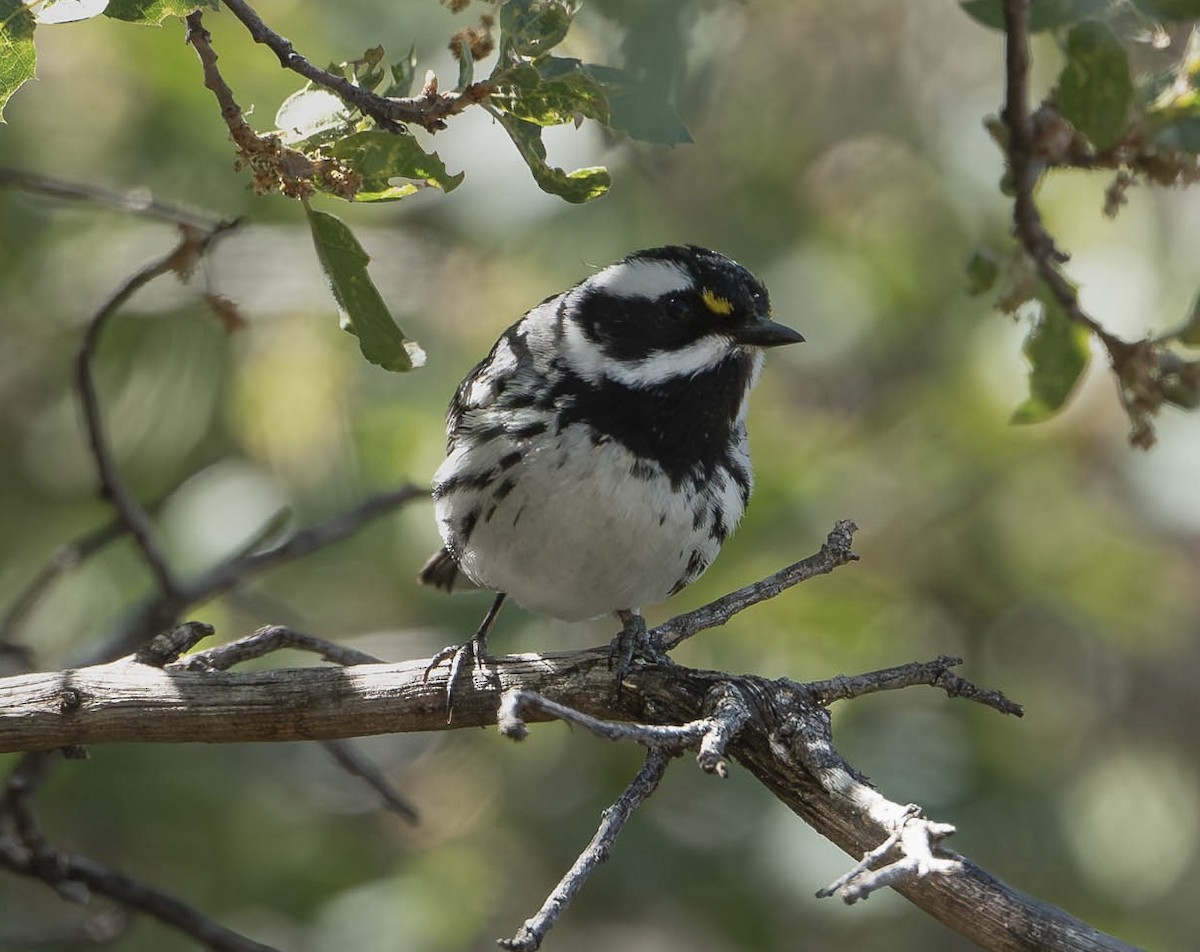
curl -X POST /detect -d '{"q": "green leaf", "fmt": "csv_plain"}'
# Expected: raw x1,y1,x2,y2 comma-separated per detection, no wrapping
0,0,36,121
492,110,609,202
1011,293,1091,424
304,205,423,372
965,248,1001,296
1170,292,1200,346
328,129,463,202
1152,116,1200,152
584,63,691,145
455,42,475,92
959,0,1108,32
1057,22,1133,149
104,0,210,24
1132,0,1200,22
383,47,417,99
495,58,610,126
499,0,578,59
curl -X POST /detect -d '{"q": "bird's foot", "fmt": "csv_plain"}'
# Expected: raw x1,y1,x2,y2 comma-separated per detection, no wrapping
608,610,670,692
424,638,489,719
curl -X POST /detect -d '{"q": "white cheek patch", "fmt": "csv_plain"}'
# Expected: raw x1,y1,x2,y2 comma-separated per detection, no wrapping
560,317,606,384
606,335,735,388
586,258,693,300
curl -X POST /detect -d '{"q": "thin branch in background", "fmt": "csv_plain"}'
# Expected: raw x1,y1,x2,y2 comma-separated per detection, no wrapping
321,740,419,824
0,494,174,663
74,221,240,599
0,842,280,952
805,655,1024,718
79,484,426,666
654,519,858,650
219,0,493,133
0,166,222,230
498,747,673,952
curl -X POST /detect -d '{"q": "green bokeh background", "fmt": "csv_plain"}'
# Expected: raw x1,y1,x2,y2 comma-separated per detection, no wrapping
3,2,1199,950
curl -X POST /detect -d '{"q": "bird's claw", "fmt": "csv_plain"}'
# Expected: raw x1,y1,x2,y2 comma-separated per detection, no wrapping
608,611,669,694
424,639,488,718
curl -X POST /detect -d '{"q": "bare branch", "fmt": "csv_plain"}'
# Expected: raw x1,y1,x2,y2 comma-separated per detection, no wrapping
0,775,276,952
0,166,222,230
174,625,385,671
74,221,239,599
654,519,859,650
497,747,673,952
321,740,419,825
805,655,1024,717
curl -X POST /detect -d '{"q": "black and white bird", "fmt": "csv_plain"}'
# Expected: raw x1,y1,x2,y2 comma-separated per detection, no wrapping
419,245,803,698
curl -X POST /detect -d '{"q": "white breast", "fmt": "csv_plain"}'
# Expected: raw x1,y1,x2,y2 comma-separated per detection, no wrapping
434,424,743,621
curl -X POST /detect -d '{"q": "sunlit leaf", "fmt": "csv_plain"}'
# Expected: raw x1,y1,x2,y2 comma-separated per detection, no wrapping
492,110,609,202
304,205,423,372
104,0,211,24
499,0,578,59
329,129,463,201
0,0,36,121
275,87,351,147
1012,293,1091,424
29,0,107,25
1058,22,1133,149
496,58,609,126
959,0,1108,32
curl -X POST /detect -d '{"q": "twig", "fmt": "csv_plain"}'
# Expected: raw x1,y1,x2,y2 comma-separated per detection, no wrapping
498,747,673,952
219,0,493,133
0,774,277,951
172,625,385,671
321,740,419,824
498,688,710,747
816,803,961,903
74,221,239,599
134,622,215,667
805,655,1024,717
0,495,173,660
654,519,858,650
84,484,426,664
0,166,220,230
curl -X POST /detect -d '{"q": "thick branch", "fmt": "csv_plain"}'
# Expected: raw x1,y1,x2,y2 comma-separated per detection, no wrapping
0,652,1134,951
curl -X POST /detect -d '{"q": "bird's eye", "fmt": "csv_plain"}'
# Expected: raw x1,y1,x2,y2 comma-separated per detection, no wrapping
662,293,690,320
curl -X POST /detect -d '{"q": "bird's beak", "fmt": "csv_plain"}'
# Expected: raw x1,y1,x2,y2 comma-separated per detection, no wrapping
734,316,805,348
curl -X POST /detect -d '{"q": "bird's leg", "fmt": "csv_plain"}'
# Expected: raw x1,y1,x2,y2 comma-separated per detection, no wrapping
608,608,669,686
425,592,507,713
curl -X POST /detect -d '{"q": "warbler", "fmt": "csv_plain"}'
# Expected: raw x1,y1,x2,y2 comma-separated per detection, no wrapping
420,245,803,698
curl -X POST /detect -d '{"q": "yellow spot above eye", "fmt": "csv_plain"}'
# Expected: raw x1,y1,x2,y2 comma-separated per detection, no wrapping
701,288,734,316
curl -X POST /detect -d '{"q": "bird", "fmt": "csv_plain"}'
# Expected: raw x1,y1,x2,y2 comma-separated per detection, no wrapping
418,245,803,705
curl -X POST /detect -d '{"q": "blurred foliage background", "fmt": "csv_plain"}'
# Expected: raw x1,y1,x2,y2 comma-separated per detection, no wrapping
2,1,1199,950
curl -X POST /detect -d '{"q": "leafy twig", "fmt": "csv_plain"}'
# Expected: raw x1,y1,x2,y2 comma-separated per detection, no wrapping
219,0,492,133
